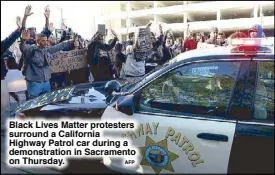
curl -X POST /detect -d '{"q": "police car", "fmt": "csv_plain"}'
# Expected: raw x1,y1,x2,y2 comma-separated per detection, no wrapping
101,38,274,174
14,38,274,173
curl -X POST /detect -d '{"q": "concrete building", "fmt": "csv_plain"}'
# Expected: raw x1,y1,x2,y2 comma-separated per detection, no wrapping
99,1,274,41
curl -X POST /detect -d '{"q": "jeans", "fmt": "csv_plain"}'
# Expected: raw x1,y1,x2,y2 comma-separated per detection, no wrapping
26,81,51,99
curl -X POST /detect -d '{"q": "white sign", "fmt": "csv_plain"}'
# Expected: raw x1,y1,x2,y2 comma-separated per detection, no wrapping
48,49,87,73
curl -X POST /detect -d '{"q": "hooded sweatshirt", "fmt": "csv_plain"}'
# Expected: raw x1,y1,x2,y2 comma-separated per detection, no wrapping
248,24,263,38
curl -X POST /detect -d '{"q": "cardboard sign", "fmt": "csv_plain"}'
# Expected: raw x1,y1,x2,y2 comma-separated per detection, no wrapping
14,87,74,115
135,27,152,61
98,24,106,36
48,49,87,73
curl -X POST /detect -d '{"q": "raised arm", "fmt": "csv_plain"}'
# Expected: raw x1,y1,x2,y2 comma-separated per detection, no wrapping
0,4,32,57
44,5,50,29
154,24,164,47
103,29,118,50
20,30,32,55
19,5,34,54
47,39,75,54
1,28,22,57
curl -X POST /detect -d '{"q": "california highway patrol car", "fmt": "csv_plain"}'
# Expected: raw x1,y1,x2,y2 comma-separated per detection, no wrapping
14,39,274,173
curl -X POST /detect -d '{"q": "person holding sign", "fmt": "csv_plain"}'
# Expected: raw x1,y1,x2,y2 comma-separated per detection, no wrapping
19,5,79,99
124,22,153,83
162,29,175,63
87,29,118,82
67,35,89,85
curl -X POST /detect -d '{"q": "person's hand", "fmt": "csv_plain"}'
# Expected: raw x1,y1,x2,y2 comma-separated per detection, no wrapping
146,21,152,28
16,16,22,28
21,30,30,40
111,29,118,38
44,5,50,18
24,5,34,17
159,24,163,32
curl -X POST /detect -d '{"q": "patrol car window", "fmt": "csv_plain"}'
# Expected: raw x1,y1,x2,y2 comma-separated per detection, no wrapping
253,61,274,121
139,61,241,117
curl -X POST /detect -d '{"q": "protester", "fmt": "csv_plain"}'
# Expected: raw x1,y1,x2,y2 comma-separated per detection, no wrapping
172,37,183,56
68,35,89,85
217,31,226,46
124,44,145,82
126,32,135,47
5,56,27,102
1,16,25,79
108,39,117,67
226,31,248,46
87,30,118,82
248,24,264,38
196,32,207,49
25,27,37,45
206,27,219,45
162,29,175,63
183,31,197,52
1,6,28,133
113,43,126,78
19,5,79,99
150,24,164,64
124,22,154,82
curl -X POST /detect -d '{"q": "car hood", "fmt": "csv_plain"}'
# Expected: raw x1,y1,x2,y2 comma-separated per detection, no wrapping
13,80,128,115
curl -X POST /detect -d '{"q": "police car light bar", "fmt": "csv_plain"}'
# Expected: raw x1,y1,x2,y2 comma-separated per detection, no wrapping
231,38,274,47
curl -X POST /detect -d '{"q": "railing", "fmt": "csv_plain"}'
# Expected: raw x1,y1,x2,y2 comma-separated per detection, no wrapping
101,1,274,20
114,16,274,34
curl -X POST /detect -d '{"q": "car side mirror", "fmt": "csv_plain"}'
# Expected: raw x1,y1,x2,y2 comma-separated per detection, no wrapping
116,95,135,116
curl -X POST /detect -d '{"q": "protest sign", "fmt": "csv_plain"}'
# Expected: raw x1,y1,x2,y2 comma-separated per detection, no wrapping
98,24,106,36
134,27,152,61
48,49,87,73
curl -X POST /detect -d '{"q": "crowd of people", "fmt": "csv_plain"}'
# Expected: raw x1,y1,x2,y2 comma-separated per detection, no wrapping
1,5,266,105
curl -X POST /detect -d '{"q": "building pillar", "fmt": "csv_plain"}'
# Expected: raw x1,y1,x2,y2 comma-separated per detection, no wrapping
183,13,188,23
126,1,131,28
154,1,158,8
254,5,258,18
217,9,221,20
184,29,188,40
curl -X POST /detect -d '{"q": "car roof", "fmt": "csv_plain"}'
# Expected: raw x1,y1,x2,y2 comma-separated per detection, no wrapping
170,45,274,64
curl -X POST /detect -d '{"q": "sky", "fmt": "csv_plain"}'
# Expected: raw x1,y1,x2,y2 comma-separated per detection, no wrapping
1,1,111,40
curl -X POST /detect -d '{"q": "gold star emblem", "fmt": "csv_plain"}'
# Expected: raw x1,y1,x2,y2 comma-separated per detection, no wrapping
139,136,179,174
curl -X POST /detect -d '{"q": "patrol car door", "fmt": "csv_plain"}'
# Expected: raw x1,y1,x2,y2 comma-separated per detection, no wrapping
228,59,274,173
122,60,245,174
